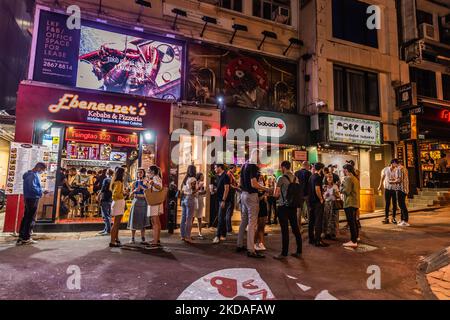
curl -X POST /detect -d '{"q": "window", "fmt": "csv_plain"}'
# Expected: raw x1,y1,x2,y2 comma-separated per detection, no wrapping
416,10,433,25
443,74,450,101
332,0,378,48
333,65,380,116
439,16,450,45
253,0,291,25
409,67,437,98
201,0,243,12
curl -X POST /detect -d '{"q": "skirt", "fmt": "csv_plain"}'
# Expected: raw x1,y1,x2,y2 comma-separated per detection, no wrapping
128,198,150,230
111,199,126,217
194,196,205,218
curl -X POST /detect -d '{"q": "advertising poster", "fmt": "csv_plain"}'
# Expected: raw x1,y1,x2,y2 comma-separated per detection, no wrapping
328,115,382,146
187,43,297,113
6,143,50,195
32,8,183,100
32,10,80,86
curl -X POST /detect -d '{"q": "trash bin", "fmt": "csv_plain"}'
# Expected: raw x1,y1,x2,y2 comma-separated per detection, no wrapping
360,188,375,213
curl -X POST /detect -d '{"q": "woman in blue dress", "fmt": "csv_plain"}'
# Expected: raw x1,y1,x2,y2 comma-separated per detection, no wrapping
128,168,150,244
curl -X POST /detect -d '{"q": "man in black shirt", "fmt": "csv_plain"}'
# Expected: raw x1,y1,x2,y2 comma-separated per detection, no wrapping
294,161,312,226
308,162,329,247
237,149,269,258
213,164,230,244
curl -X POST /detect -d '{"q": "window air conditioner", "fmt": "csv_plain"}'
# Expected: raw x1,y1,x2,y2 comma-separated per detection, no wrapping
272,6,290,24
419,23,435,40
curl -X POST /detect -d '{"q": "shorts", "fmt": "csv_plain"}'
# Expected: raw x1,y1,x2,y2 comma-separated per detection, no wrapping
111,199,125,217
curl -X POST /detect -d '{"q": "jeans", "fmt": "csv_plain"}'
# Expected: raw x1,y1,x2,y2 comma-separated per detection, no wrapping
237,192,259,253
19,198,40,241
100,201,112,233
225,198,235,233
181,196,195,239
344,207,359,243
384,189,397,220
397,191,409,222
308,202,324,244
278,206,302,256
217,201,230,237
267,196,278,223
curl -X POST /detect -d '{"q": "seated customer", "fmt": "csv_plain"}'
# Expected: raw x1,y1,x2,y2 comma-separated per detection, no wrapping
69,168,91,217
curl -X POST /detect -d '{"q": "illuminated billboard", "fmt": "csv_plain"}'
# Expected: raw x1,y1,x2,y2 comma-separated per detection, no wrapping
31,7,183,101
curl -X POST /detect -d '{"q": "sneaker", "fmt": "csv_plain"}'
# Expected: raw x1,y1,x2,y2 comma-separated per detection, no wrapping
397,221,406,226
212,237,220,244
236,246,246,253
129,239,136,244
343,241,358,248
403,222,410,227
392,219,398,224
28,239,38,244
97,231,109,236
219,236,226,241
247,251,265,258
273,254,287,260
256,243,266,251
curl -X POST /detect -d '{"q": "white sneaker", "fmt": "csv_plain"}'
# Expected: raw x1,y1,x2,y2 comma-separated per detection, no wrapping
213,237,220,244
403,222,410,227
257,243,267,251
398,221,406,226
343,241,358,248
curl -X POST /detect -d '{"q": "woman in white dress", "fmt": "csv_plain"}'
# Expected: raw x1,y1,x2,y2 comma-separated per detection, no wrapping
146,165,163,247
194,172,206,239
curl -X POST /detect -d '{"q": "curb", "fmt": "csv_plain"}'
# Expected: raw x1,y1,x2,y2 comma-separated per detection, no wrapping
417,247,450,300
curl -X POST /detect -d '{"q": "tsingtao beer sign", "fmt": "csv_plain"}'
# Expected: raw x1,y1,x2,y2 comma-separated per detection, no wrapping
328,115,381,146
65,128,139,147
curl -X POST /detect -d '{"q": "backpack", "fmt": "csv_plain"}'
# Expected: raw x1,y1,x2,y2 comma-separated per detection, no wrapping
282,174,303,208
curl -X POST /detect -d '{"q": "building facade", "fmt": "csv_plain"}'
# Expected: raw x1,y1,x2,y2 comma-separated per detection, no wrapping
300,0,406,209
396,0,450,192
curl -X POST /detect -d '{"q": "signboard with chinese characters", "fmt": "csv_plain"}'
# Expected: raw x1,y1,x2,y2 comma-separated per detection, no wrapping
6,143,50,195
292,150,308,161
328,115,381,146
396,83,417,109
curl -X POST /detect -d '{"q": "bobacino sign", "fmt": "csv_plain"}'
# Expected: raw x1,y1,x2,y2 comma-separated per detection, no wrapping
254,116,287,138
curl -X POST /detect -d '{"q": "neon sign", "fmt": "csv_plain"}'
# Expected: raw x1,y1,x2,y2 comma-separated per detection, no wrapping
65,128,139,147
440,110,450,122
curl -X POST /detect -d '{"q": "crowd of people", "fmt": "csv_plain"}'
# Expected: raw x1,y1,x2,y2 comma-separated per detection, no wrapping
16,150,410,260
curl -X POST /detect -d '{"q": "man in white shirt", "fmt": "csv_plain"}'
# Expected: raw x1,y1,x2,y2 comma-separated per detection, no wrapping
378,159,399,224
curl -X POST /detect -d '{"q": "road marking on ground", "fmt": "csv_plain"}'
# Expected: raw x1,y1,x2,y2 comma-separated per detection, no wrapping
177,268,275,300
315,290,338,300
296,283,311,292
286,274,297,280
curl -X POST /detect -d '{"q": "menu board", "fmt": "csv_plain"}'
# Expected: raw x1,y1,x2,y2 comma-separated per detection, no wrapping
6,143,50,195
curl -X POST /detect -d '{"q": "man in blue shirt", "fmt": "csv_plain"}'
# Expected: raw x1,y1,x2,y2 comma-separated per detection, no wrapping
17,162,47,245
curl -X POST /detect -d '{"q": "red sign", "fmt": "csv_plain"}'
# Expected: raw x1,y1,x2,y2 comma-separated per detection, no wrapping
440,110,450,122
65,128,139,147
292,150,308,161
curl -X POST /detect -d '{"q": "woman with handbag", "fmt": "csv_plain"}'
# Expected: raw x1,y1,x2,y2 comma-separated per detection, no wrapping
323,173,341,240
109,167,126,248
146,165,164,248
128,168,150,245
